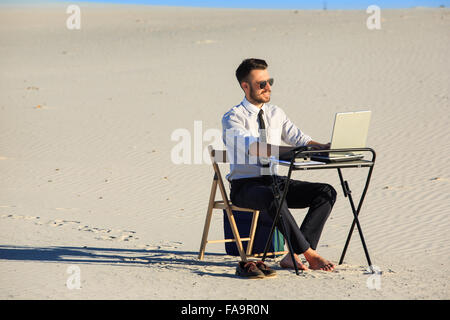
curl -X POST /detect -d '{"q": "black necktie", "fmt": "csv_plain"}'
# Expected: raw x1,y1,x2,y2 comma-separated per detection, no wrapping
258,109,269,167
258,109,267,143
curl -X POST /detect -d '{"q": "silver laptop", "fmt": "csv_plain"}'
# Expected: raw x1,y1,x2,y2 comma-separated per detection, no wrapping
311,111,372,162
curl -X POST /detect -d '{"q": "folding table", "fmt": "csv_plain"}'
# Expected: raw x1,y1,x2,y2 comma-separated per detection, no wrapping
261,147,376,275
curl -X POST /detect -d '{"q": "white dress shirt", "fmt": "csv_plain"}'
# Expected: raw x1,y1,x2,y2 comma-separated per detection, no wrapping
222,97,312,181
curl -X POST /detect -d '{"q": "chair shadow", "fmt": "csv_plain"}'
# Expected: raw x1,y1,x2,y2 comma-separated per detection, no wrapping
0,245,243,279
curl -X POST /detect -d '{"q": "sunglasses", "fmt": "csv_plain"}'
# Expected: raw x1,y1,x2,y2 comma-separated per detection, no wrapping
256,78,274,89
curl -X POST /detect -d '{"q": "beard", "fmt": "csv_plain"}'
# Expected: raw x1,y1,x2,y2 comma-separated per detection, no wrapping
249,85,271,104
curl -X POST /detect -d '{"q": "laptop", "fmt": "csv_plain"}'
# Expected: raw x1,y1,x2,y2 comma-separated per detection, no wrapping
311,111,372,163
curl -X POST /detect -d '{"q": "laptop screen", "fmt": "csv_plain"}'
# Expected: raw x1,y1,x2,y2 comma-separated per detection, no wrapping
330,111,371,154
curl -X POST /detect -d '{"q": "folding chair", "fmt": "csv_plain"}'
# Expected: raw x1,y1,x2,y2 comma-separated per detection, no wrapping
198,145,287,261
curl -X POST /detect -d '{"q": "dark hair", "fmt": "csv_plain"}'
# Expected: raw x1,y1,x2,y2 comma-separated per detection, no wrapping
235,58,268,84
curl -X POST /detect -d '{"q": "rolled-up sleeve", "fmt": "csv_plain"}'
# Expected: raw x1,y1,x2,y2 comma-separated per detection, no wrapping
280,109,312,147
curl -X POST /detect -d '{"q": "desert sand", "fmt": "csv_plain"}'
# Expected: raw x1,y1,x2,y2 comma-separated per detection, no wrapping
0,2,449,299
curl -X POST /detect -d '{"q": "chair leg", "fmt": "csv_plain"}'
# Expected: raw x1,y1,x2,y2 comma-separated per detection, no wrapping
225,208,248,262
246,210,260,256
198,179,218,260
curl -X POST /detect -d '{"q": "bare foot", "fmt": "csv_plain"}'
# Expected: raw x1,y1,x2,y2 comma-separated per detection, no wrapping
279,253,308,270
303,248,335,272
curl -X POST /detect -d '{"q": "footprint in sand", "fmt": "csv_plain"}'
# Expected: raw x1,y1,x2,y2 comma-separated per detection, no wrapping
382,185,412,190
1,214,40,221
47,219,80,227
430,177,448,182
1,212,141,243
135,241,182,251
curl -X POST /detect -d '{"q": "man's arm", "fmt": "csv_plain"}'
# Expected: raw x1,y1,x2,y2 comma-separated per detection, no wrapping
248,142,292,157
248,141,330,157
224,106,329,158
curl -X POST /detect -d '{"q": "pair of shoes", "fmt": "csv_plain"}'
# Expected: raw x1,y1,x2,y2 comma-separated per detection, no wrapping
255,260,277,278
236,261,264,279
235,261,276,279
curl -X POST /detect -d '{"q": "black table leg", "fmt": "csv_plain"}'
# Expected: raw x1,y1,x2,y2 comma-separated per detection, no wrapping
262,161,301,275
337,167,375,272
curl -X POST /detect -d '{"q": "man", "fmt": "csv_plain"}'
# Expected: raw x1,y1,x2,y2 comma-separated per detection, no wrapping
222,58,336,275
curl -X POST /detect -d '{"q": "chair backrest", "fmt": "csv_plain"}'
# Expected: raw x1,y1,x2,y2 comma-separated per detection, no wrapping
208,145,227,163
208,145,232,204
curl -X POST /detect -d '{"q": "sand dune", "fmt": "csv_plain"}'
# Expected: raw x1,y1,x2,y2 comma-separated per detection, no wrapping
0,3,449,299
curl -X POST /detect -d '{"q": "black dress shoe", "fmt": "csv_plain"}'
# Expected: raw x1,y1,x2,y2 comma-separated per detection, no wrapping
235,261,265,279
255,261,277,278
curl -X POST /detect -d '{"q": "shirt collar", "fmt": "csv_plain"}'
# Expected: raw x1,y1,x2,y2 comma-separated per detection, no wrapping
242,96,266,114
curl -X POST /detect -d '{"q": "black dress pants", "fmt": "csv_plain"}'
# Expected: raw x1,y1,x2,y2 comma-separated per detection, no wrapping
230,175,337,254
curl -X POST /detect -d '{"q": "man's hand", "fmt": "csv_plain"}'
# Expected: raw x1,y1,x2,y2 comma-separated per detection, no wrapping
307,141,331,151
249,141,330,158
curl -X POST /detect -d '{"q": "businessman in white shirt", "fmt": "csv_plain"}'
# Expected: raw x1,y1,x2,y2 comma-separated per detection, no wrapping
223,58,336,272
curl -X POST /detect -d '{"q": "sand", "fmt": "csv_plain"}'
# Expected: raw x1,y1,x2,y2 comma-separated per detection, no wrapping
0,3,449,299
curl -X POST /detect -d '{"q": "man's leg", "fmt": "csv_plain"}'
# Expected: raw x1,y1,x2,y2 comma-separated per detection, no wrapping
284,178,337,250
230,178,310,269
282,177,337,271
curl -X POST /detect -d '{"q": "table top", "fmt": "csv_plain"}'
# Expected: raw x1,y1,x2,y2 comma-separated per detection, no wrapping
272,159,374,170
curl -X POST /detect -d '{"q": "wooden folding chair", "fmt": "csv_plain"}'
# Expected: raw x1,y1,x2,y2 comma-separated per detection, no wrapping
198,145,287,261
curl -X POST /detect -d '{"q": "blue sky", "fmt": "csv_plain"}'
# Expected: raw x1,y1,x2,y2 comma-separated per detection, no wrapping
2,0,449,9
61,0,450,9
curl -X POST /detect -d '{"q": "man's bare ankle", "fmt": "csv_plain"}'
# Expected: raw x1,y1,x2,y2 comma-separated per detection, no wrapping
302,248,320,261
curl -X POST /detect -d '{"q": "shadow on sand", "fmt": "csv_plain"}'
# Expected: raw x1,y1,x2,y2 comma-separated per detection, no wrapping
0,245,247,279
